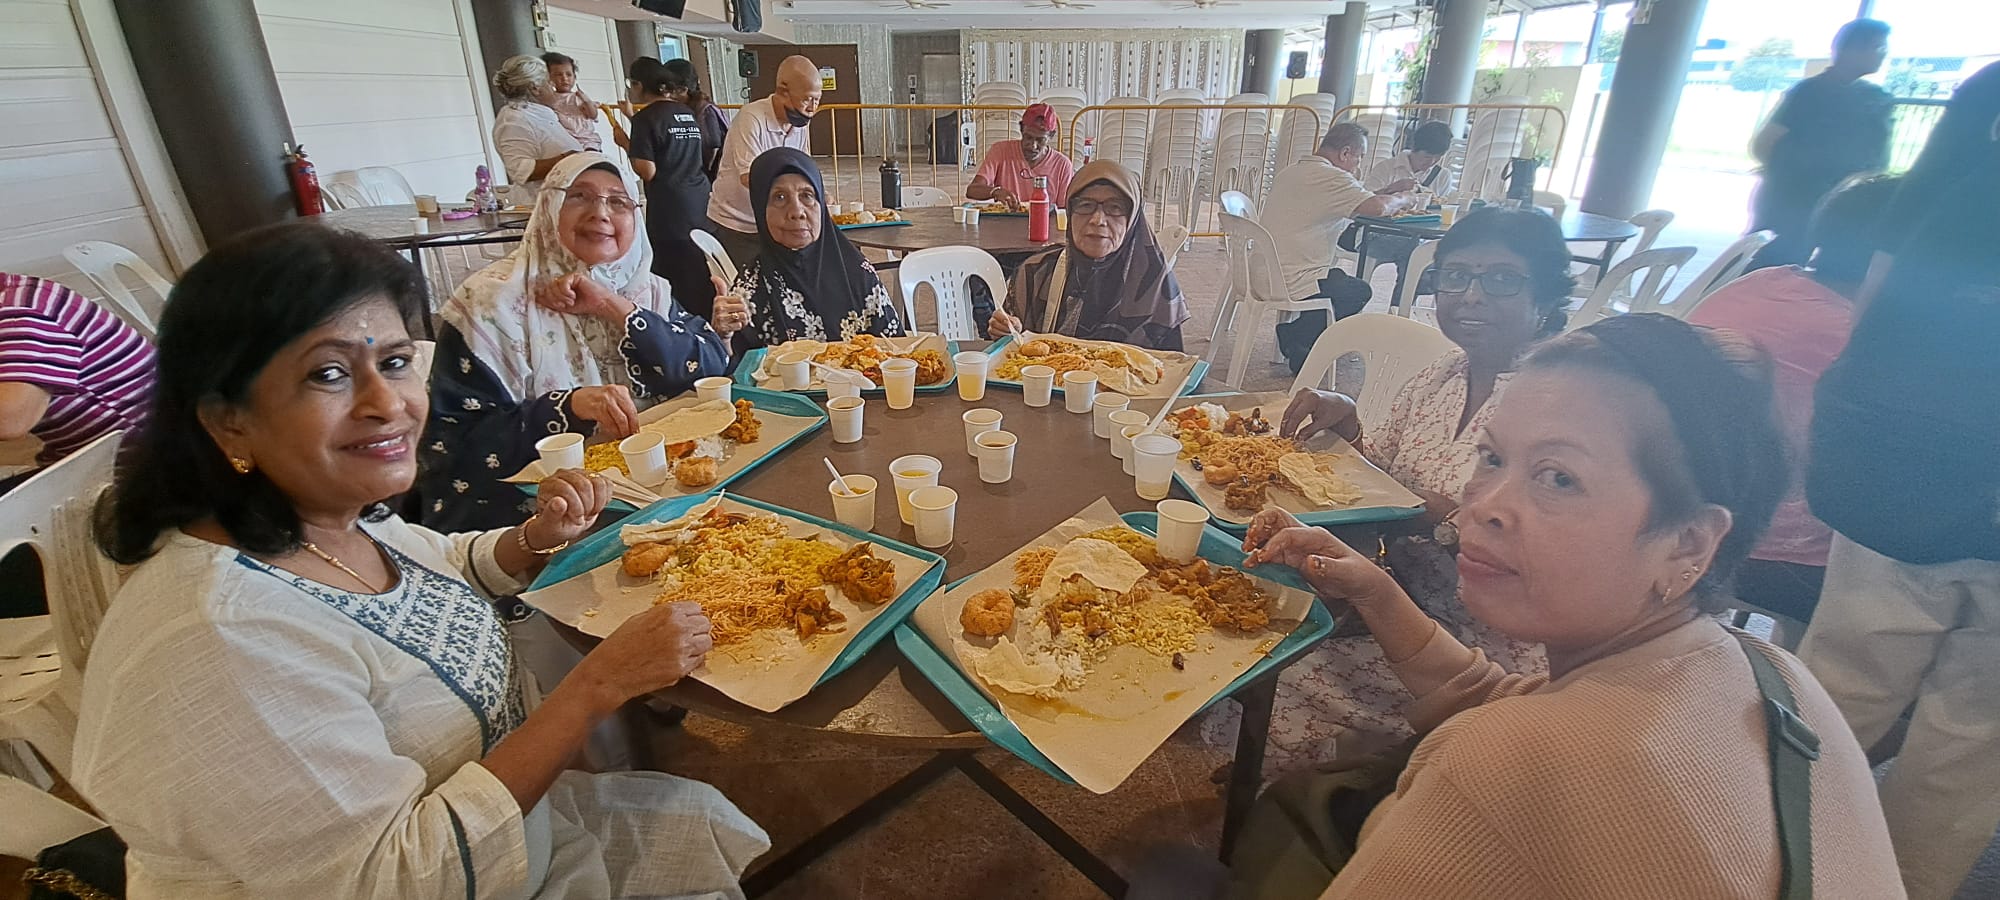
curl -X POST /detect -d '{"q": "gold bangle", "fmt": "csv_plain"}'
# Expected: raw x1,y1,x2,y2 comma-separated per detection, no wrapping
516,515,570,557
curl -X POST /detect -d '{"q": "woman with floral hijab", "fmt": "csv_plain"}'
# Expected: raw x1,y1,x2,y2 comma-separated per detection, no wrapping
729,148,903,348
420,153,747,530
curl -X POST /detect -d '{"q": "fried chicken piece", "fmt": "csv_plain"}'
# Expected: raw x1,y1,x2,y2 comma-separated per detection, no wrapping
1019,339,1053,357
1202,462,1240,486
1223,476,1269,512
721,398,761,443
621,541,674,578
959,588,1016,637
787,585,847,640
819,543,898,605
673,456,719,488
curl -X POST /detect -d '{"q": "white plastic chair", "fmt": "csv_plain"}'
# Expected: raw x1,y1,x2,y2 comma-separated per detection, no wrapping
325,166,417,207
1569,246,1696,327
61,241,172,340
900,185,952,208
1097,96,1152,175
1218,190,1254,218
1037,87,1088,145
1532,190,1567,219
897,246,1004,340
1288,313,1456,428
0,432,123,781
1667,231,1774,314
1393,241,1439,318
1215,212,1331,387
1575,208,1675,297
0,773,106,860
689,229,737,287
1156,223,1191,269
1273,93,1341,174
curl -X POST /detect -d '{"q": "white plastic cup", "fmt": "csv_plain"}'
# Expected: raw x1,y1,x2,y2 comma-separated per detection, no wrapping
909,485,959,548
1120,425,1145,475
1063,371,1098,413
414,194,441,216
954,351,990,401
829,473,878,532
961,407,1002,457
827,396,865,443
847,201,866,216
1131,433,1180,501
1108,410,1148,459
880,357,918,410
618,432,670,486
1020,364,1056,407
775,351,812,390
694,376,732,405
965,207,982,226
535,433,585,472
1091,392,1130,438
825,371,864,400
1438,204,1459,228
890,454,942,525
411,217,431,235
1055,208,1069,231
975,430,1017,484
1155,499,1210,564
953,205,969,224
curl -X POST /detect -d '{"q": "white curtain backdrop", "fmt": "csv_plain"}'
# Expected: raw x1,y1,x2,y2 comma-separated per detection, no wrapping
963,29,1242,108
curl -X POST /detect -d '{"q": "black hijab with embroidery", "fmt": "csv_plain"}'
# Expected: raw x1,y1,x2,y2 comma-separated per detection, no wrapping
743,147,899,345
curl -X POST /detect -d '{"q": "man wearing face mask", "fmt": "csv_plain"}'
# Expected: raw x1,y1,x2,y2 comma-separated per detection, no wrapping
1261,123,1420,371
706,55,822,267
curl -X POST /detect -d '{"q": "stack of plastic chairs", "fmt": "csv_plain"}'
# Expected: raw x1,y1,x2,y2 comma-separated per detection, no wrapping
1272,92,1341,176
1096,96,1153,174
1146,96,1206,232
1037,87,1088,150
1351,111,1401,184
971,81,1028,164
1461,96,1530,201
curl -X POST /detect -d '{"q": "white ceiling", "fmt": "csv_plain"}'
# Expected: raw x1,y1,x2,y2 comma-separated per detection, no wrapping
775,0,1357,32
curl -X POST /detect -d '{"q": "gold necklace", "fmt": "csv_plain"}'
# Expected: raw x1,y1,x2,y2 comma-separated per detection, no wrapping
301,541,385,593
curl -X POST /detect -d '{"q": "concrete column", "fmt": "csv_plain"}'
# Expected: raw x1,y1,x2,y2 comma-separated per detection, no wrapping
1242,29,1285,98
1317,1,1368,105
1421,0,1487,130
1580,0,1708,218
469,0,540,110
616,20,659,75
113,0,296,243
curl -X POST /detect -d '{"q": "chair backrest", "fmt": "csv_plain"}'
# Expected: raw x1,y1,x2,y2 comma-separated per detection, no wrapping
1156,223,1190,269
1571,246,1696,326
61,241,171,340
0,432,122,688
689,229,737,287
321,181,368,211
1394,240,1439,317
0,773,107,860
901,185,952,209
897,245,1004,340
1273,93,1340,172
325,167,417,207
1218,212,1289,304
1626,209,1675,256
1532,190,1567,219
1288,313,1456,426
1218,190,1253,218
1669,230,1773,311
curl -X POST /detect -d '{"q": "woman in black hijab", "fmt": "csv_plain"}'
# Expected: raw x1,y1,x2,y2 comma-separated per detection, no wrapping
729,147,904,348
988,159,1191,351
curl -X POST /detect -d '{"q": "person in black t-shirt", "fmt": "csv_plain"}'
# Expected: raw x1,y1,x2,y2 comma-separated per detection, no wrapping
626,58,719,320
662,58,729,182
1748,19,1893,270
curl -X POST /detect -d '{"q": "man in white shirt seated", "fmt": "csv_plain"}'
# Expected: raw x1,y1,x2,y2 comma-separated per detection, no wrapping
491,55,584,193
1358,119,1457,301
1258,122,1420,371
706,55,822,266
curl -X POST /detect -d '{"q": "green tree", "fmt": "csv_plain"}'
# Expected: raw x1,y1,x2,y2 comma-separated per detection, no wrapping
1884,62,1933,98
1594,29,1624,64
1729,38,1798,93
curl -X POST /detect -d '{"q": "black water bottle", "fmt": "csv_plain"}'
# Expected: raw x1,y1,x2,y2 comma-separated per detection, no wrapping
880,159,902,209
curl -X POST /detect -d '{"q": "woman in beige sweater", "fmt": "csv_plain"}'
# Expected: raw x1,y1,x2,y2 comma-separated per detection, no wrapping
1245,314,1903,898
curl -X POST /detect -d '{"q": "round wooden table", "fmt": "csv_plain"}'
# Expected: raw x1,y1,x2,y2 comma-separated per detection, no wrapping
840,206,1061,262
311,203,530,247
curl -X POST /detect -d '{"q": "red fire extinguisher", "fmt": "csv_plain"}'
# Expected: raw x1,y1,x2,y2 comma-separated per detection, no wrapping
284,143,324,216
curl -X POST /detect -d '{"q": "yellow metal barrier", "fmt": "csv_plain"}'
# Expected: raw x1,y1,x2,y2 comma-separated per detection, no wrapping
1328,103,1572,205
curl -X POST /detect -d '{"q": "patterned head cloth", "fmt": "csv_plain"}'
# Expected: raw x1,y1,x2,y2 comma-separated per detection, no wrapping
1021,103,1059,134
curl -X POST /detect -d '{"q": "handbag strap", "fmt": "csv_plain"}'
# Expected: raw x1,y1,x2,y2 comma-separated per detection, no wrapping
1040,250,1069,334
1733,632,1821,900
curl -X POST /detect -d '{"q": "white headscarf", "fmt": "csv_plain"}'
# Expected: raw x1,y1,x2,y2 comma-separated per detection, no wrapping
442,153,673,399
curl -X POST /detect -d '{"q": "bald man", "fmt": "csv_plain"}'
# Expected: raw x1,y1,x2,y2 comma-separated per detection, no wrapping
705,55,823,265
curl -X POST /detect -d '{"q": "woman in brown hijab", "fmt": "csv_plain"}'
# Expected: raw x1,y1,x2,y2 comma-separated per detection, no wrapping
988,160,1192,351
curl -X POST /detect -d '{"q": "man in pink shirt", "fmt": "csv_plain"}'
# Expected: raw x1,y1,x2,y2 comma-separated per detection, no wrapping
967,103,1075,209
1686,173,1897,641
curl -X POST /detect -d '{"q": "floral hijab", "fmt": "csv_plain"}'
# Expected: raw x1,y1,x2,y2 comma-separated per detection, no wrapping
441,153,669,398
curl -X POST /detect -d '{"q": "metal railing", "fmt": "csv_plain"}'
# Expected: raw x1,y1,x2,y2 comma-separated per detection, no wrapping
1062,103,1331,238
1888,98,1947,173
1327,103,1572,205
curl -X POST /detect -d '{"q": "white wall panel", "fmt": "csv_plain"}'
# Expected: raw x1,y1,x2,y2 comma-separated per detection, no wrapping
256,0,489,199
0,0,170,292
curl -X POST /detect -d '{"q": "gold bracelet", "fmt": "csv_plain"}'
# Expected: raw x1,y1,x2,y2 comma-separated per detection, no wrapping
516,515,570,557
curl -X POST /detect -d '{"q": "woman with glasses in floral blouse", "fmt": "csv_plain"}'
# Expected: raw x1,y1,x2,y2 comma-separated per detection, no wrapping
1204,208,1573,774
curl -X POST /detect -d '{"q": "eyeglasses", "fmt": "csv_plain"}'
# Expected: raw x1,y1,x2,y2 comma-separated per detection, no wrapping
1431,266,1529,298
560,190,639,214
1070,198,1131,219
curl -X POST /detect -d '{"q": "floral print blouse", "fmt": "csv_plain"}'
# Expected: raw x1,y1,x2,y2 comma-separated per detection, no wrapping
735,258,904,348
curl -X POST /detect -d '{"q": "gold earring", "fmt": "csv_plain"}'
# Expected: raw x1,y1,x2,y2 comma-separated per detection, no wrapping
230,456,254,474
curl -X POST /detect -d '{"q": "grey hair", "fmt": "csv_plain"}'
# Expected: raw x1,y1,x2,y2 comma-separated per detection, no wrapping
493,55,550,101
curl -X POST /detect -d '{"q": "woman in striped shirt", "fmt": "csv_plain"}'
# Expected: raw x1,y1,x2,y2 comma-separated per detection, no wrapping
0,272,155,480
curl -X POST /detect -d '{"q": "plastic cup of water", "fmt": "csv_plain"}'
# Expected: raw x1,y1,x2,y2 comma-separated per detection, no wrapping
880,358,918,409
1130,433,1180,501
954,351,990,401
890,454,942,525
909,485,959,548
